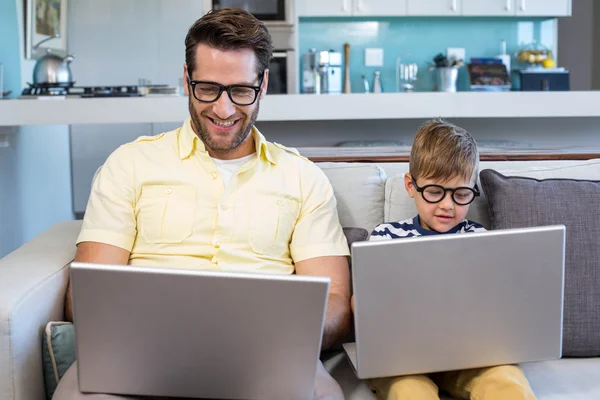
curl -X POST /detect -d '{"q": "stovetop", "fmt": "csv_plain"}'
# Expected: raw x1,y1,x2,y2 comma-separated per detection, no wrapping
21,84,143,98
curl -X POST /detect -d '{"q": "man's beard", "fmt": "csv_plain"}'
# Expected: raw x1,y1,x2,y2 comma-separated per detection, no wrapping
188,98,259,152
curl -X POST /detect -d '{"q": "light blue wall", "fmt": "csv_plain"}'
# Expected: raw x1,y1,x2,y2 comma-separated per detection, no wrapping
299,17,557,92
0,2,74,258
0,0,21,98
16,126,74,245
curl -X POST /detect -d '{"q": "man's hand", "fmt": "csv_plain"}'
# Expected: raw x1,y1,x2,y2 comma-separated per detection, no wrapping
65,242,131,322
296,256,351,351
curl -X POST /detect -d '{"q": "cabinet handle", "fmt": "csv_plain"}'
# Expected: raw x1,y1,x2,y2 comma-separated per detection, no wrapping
520,0,526,11
357,0,364,12
505,0,511,11
451,0,458,12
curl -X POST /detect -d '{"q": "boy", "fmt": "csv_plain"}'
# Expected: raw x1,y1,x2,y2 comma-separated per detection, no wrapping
363,120,537,400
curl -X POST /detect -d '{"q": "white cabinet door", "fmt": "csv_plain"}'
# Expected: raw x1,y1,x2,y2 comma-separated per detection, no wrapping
515,0,571,16
296,0,353,16
462,0,516,16
354,0,407,16
407,0,460,16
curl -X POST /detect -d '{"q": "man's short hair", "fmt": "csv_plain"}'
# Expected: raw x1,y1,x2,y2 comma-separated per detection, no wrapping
185,8,274,78
409,119,480,183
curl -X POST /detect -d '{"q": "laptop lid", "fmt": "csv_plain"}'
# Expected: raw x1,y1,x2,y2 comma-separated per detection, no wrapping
347,225,565,379
71,262,330,400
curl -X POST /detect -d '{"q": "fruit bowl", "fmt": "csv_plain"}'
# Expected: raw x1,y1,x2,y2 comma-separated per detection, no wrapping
515,43,552,67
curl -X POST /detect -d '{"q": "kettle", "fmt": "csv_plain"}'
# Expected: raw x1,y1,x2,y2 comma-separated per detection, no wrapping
32,34,75,86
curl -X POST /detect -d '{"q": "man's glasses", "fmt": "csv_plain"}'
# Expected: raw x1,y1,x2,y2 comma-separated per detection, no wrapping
412,178,480,206
187,72,265,106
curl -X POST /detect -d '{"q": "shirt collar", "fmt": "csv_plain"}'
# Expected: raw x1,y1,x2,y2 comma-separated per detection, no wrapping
413,215,464,236
178,118,275,165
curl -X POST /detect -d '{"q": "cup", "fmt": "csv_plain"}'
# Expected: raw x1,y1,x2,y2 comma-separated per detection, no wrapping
436,67,459,92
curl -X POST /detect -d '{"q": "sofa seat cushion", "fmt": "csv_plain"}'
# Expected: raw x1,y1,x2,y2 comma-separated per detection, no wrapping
325,350,600,400
522,358,600,400
317,163,387,232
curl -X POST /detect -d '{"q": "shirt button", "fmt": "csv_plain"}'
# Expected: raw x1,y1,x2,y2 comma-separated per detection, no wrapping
165,188,172,195
277,199,284,206
212,172,218,179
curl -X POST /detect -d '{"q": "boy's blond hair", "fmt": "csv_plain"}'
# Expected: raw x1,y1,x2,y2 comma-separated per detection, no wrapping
409,119,479,183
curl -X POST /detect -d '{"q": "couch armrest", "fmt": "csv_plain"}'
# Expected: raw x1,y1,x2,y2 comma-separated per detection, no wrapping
0,221,81,400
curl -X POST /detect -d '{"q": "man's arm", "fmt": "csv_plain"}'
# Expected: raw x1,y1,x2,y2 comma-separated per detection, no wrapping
65,242,131,322
295,255,351,351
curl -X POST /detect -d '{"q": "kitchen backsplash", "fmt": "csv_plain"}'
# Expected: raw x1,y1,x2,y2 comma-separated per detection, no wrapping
299,17,557,93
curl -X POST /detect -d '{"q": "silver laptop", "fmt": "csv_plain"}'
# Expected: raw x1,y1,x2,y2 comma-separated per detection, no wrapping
344,225,565,380
70,262,330,400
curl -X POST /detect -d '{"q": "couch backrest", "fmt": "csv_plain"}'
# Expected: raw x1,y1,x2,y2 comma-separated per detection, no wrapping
318,159,600,232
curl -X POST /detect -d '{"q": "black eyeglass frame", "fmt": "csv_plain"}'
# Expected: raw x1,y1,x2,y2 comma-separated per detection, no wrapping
411,177,480,206
187,71,265,106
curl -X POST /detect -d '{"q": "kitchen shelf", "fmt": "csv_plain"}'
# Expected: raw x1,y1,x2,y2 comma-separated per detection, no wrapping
2,92,600,126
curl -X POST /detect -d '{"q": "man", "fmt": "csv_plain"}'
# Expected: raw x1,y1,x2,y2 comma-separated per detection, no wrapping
54,8,351,400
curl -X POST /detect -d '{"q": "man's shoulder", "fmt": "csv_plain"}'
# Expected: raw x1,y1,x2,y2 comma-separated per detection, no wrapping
108,129,177,161
270,142,310,163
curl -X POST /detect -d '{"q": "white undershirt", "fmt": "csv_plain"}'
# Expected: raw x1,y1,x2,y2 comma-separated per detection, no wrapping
212,153,256,187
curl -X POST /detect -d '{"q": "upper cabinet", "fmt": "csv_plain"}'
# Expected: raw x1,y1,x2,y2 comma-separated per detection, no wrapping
296,0,352,17
462,0,516,16
354,0,407,16
515,0,571,16
407,0,460,16
298,0,571,17
298,0,407,17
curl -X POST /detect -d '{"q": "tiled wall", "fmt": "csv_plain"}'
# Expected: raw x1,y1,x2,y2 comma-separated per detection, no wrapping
299,17,557,93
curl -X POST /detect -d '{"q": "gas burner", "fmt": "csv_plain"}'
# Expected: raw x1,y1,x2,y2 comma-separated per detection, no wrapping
21,84,143,98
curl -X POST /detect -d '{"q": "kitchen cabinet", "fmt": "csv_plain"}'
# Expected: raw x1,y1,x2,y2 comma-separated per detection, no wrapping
463,0,570,16
296,0,353,17
515,0,571,16
462,0,516,16
353,0,407,16
297,0,407,17
407,0,460,16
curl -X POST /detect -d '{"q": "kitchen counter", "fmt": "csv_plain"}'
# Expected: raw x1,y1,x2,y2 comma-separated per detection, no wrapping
2,92,600,126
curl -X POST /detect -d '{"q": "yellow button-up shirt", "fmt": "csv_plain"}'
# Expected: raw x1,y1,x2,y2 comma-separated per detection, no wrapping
77,118,349,274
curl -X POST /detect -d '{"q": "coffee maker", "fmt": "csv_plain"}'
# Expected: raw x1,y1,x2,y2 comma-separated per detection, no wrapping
302,49,342,94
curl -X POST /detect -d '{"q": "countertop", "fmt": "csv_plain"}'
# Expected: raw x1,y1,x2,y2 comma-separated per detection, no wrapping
2,92,600,126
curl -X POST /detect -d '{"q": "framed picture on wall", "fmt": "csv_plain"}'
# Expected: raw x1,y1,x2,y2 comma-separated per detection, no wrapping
24,0,68,59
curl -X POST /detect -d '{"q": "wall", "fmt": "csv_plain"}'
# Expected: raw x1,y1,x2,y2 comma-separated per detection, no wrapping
0,1,74,258
299,17,557,93
594,1,600,90
558,0,594,90
0,0,21,97
68,0,205,87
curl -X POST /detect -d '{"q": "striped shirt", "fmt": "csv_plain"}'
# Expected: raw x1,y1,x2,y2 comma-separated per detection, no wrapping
370,216,486,241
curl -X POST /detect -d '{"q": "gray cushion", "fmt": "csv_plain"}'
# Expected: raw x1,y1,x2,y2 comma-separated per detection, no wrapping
480,169,600,357
343,227,369,247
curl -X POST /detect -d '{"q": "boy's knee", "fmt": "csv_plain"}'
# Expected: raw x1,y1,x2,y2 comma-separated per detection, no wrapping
370,375,438,400
471,365,536,400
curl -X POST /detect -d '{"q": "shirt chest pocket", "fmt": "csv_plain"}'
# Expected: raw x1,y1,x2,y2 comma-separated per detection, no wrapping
137,185,197,244
249,196,300,256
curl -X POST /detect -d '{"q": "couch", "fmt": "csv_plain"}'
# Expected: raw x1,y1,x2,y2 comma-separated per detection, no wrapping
1,158,599,400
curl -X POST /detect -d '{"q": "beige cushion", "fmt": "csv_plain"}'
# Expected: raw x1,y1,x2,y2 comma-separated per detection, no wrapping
317,163,387,232
385,159,600,229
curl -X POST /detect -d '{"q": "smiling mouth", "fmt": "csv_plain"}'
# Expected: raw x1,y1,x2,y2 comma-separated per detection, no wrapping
208,117,238,128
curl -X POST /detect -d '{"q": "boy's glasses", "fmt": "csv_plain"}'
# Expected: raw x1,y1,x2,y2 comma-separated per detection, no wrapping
187,72,265,106
412,178,480,206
